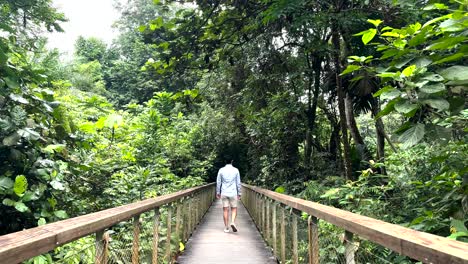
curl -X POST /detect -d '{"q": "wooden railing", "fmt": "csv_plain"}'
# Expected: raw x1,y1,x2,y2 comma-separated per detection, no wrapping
242,184,468,264
0,183,215,264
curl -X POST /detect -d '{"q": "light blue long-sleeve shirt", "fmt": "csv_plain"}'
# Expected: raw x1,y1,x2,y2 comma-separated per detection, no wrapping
216,164,241,197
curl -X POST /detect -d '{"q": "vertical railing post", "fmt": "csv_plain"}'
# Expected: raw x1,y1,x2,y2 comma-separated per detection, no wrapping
175,203,182,246
344,230,355,264
132,215,140,264
281,207,286,264
292,211,298,264
258,193,261,225
95,230,106,264
266,199,270,243
152,207,160,264
308,216,319,264
261,195,265,234
194,194,199,227
272,202,277,256
188,196,192,236
166,206,173,263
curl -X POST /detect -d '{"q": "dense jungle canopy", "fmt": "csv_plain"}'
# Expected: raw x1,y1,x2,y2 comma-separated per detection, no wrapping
0,0,467,262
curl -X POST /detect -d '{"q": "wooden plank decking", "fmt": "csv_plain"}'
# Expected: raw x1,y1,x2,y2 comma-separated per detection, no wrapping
177,199,277,264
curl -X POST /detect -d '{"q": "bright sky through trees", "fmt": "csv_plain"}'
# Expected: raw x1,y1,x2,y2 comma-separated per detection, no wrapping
47,0,120,55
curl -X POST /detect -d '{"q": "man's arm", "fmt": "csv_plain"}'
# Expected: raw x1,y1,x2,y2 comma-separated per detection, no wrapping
216,170,222,198
236,169,241,198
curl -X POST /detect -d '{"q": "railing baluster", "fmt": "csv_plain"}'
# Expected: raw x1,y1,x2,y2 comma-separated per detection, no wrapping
261,195,265,234
176,203,182,245
292,211,298,264
166,206,173,263
308,216,319,264
266,198,270,244
95,230,105,264
152,207,160,264
272,202,277,256
188,196,192,236
195,195,199,227
345,230,355,264
132,215,140,264
281,207,286,264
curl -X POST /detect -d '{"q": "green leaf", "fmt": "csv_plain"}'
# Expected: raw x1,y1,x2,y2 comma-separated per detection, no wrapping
9,94,29,104
423,99,450,110
54,210,68,219
2,198,16,206
423,3,448,10
422,14,451,28
451,219,468,233
422,73,444,82
138,25,147,32
375,98,398,119
42,144,66,154
38,218,46,226
275,186,285,193
367,19,383,27
393,39,407,49
50,180,65,191
340,65,361,76
381,31,401,38
0,177,14,191
104,113,124,129
439,66,468,81
434,53,464,65
14,201,29,212
427,36,465,50
4,77,19,89
399,124,425,149
179,242,185,251
420,83,445,94
373,86,394,97
394,100,419,114
14,175,28,196
18,128,42,141
362,28,377,45
448,232,468,240
379,87,402,100
402,65,416,77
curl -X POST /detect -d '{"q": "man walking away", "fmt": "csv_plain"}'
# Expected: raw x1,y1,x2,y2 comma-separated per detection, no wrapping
216,158,241,233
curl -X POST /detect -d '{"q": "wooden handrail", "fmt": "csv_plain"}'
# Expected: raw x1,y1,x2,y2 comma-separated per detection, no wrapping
242,184,468,264
0,183,215,264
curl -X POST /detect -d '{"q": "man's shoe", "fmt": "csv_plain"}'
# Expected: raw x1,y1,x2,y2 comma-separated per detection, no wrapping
224,227,230,233
230,223,238,232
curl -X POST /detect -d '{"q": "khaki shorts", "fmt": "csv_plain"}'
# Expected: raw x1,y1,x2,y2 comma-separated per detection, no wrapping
221,195,238,208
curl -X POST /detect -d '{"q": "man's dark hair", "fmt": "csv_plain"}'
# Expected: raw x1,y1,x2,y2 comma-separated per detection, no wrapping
224,155,233,164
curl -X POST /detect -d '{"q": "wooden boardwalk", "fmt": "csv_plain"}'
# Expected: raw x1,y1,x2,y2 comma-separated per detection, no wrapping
177,199,277,264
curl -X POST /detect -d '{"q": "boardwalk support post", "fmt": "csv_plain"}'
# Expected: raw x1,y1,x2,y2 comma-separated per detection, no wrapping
272,202,277,256
280,207,286,264
266,199,270,243
152,207,160,264
131,215,140,264
344,230,355,264
308,216,319,264
166,206,173,263
95,230,105,264
292,210,298,264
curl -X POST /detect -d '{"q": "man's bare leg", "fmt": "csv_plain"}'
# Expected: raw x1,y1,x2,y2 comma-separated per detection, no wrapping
230,207,238,232
223,207,229,228
231,207,237,224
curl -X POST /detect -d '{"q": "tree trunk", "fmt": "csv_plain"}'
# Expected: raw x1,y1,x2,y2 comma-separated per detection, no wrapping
304,55,322,178
345,94,371,163
371,97,387,175
331,19,353,181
